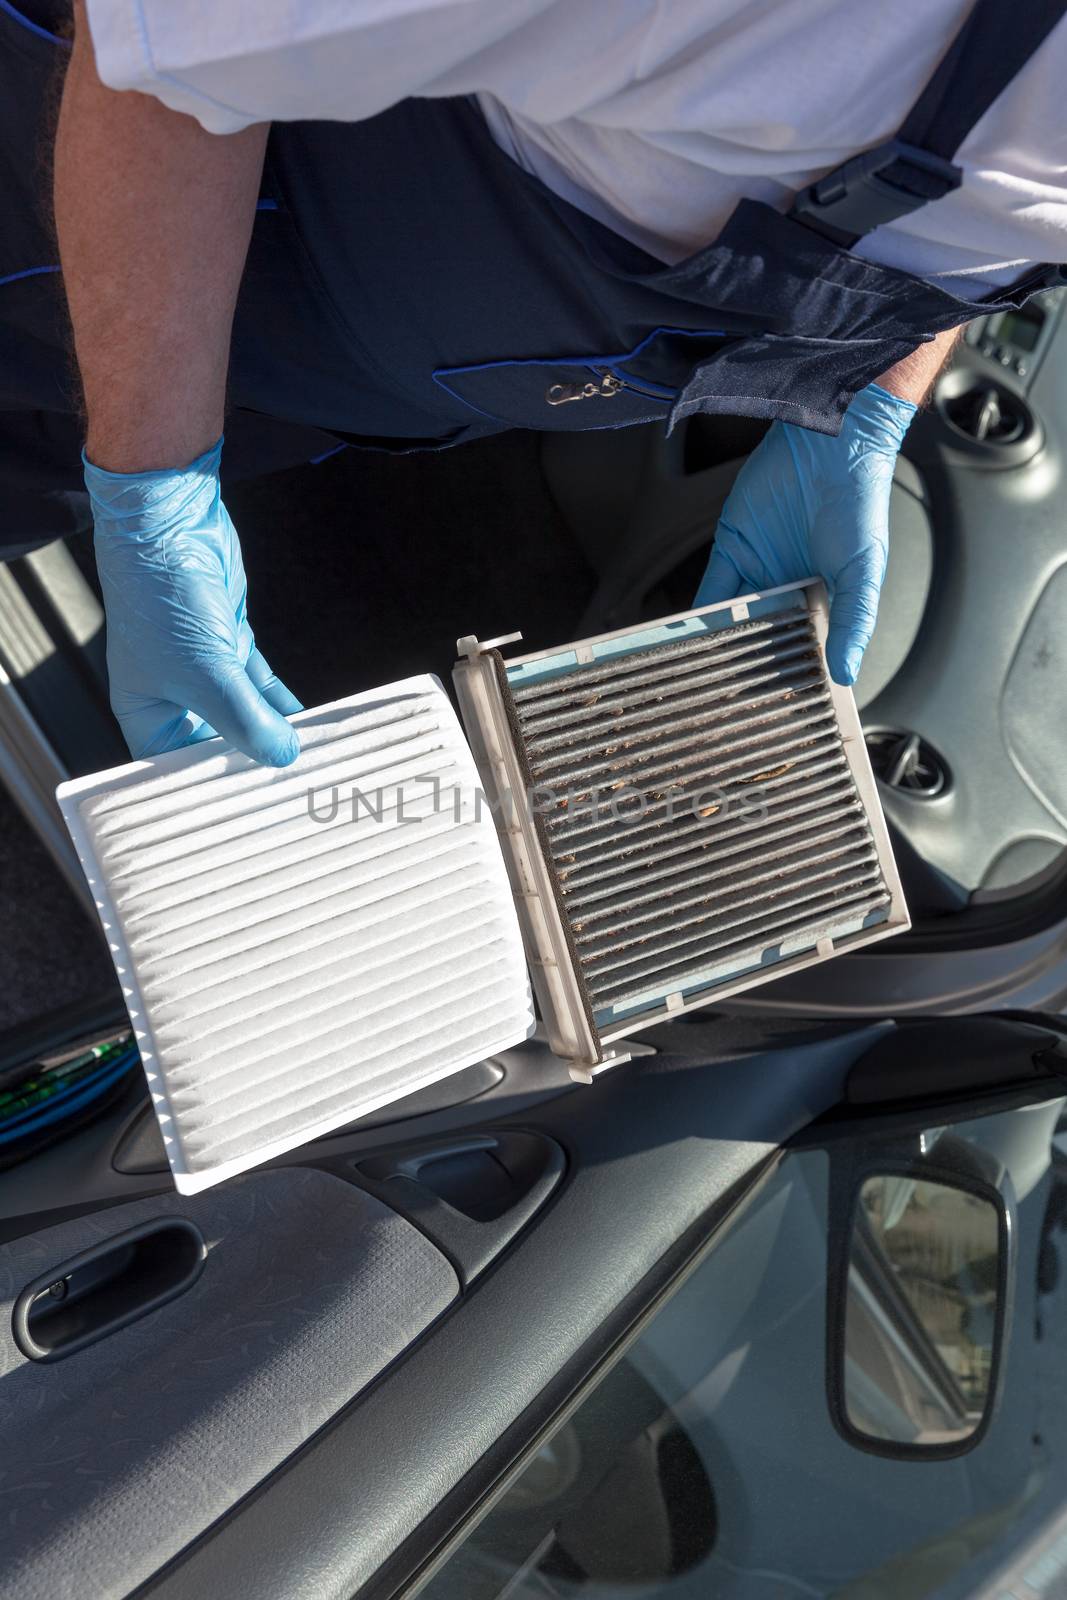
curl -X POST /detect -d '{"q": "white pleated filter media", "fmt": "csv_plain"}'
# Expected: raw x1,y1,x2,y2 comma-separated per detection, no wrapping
57,676,534,1193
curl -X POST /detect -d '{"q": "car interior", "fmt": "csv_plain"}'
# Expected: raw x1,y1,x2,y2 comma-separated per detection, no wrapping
4,289,1064,1052
4,1003,1067,1599
540,285,1067,919
3,282,1067,1595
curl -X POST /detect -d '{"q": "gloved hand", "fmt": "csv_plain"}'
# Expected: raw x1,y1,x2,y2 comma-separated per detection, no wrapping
86,436,302,765
694,382,917,686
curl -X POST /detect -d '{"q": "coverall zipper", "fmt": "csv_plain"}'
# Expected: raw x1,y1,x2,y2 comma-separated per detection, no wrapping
545,368,675,406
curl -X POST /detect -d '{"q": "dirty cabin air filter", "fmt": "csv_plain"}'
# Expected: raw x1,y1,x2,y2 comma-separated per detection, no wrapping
453,581,908,1079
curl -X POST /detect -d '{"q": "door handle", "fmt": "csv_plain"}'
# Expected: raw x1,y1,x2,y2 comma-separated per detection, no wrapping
12,1216,206,1361
355,1130,564,1287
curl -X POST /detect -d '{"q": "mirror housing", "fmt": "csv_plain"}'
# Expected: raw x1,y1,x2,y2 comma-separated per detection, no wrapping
827,1132,1014,1460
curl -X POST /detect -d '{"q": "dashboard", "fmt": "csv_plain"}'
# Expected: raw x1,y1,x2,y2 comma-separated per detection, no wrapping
856,286,1067,900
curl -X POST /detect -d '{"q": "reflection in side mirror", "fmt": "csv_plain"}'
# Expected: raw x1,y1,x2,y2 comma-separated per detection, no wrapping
843,1176,1002,1451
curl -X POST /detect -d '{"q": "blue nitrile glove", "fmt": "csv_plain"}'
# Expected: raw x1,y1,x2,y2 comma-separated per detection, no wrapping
86,437,302,765
694,382,917,686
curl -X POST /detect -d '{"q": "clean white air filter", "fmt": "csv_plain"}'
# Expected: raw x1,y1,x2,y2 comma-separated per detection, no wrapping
57,676,534,1194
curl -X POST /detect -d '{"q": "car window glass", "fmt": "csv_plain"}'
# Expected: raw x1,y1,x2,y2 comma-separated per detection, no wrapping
422,1095,1067,1600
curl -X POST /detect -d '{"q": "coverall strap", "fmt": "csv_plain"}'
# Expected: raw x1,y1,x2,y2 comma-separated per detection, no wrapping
792,0,1067,251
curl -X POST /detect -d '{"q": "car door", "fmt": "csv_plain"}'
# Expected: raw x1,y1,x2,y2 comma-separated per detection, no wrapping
413,1060,1067,1600
3,1008,1064,1599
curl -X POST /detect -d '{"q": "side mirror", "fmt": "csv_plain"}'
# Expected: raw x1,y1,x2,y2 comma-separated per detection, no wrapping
828,1140,1013,1460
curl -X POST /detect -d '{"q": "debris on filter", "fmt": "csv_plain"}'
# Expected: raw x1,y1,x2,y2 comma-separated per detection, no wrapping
505,607,894,1014
747,762,793,783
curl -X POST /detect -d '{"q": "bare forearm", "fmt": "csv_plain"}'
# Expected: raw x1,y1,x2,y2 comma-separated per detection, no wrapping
53,1,267,471
876,325,963,407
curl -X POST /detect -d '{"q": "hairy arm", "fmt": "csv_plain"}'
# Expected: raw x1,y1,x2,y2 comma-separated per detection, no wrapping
53,0,267,471
876,324,963,407
50,2,301,768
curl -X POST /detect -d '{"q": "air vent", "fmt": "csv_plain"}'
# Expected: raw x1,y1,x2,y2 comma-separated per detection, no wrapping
454,582,909,1077
940,381,1030,446
865,729,948,798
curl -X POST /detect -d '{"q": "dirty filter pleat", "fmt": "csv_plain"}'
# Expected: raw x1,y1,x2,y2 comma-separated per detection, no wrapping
505,612,891,1017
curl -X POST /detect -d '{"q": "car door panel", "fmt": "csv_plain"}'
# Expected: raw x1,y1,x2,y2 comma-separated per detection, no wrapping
125,1026,893,1600
0,1169,459,1600
1,1014,1064,1600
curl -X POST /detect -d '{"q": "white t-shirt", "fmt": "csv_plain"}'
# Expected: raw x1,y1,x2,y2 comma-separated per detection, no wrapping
85,0,1067,295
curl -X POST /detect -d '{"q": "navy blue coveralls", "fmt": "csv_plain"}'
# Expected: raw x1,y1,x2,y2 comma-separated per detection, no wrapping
0,0,1064,556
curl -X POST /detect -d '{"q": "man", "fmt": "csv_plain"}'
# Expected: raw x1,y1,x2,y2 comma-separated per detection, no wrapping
4,1,1064,764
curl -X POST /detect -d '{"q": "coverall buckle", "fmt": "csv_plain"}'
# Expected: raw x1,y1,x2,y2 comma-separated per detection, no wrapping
789,139,963,242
